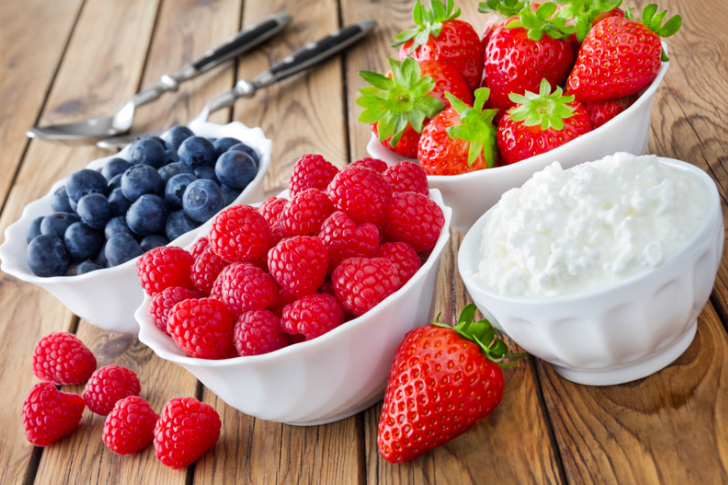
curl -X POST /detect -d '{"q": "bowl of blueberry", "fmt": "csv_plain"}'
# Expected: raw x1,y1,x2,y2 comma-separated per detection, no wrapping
0,121,271,334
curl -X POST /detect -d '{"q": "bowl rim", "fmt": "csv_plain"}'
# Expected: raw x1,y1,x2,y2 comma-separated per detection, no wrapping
458,155,722,305
136,188,453,368
0,121,272,286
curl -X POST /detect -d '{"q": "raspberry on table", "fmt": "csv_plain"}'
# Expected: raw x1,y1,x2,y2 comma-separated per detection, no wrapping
318,211,379,273
190,236,209,259
32,332,97,385
385,192,445,252
384,161,429,196
149,286,201,334
136,246,195,296
289,154,340,197
280,293,345,340
277,189,335,237
233,310,288,356
377,242,422,286
332,257,401,316
217,263,278,318
258,197,287,228
268,236,328,298
83,365,142,416
208,205,273,263
349,157,388,173
167,298,234,359
154,397,221,469
103,396,159,455
327,166,392,226
190,248,229,295
22,382,86,447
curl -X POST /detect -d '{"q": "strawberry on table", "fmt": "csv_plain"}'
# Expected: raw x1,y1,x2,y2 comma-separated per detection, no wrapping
497,79,592,164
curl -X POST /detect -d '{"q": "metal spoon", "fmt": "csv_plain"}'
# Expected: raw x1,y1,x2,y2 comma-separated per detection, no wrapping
26,10,292,143
97,18,375,150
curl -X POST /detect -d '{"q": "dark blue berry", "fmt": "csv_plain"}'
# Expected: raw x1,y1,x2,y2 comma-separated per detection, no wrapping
161,126,195,151
27,216,44,243
183,179,225,223
104,216,133,240
228,143,260,168
76,193,112,229
105,233,143,267
159,162,194,184
165,173,197,208
41,212,80,238
94,247,109,268
27,235,70,277
129,138,166,169
101,158,132,181
66,169,108,203
64,222,104,263
163,150,180,166
213,137,242,157
220,184,239,206
126,194,169,235
178,136,215,169
51,186,74,213
76,260,103,275
121,164,163,201
108,174,123,191
193,165,219,184
215,151,257,190
108,188,131,217
140,234,169,252
149,136,166,147
165,210,199,241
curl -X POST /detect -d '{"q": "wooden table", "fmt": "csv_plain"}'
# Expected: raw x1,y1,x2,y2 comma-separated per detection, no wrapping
1,0,727,483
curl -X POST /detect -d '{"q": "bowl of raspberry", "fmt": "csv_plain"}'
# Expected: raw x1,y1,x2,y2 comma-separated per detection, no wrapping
135,156,453,425
0,121,272,334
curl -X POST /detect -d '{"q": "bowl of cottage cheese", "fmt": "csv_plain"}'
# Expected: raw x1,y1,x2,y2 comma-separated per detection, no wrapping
458,153,724,386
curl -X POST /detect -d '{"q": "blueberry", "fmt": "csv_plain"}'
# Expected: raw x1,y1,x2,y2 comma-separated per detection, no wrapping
105,233,143,267
27,216,44,243
27,235,70,277
149,136,166,147
163,150,180,166
108,188,131,217
108,174,123,191
162,126,194,151
165,210,199,241
178,136,215,169
183,179,225,223
129,138,166,169
193,165,219,184
213,137,242,157
126,194,169,235
41,212,80,238
104,216,133,240
159,162,194,184
101,157,132,181
51,186,74,213
228,143,260,168
215,151,257,190
64,222,104,263
140,234,169,252
220,184,239,206
76,193,112,229
94,247,109,268
165,173,197,208
76,260,103,275
121,164,163,201
66,169,108,203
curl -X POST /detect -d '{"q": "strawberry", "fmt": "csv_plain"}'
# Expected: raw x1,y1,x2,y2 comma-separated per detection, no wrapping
497,79,592,164
583,95,637,128
478,0,532,48
554,0,624,54
418,88,499,175
566,4,681,102
378,305,523,463
394,0,484,92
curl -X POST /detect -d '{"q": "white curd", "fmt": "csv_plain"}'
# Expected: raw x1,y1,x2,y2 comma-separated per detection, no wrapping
476,153,707,297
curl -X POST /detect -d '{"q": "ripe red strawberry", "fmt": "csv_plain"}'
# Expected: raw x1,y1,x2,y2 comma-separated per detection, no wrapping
137,246,194,296
103,396,159,455
378,305,521,463
386,192,445,253
497,79,592,164
478,0,530,48
583,95,636,128
190,248,228,295
349,157,388,173
560,1,624,55
384,161,429,196
83,365,142,416
280,293,345,340
268,236,328,297
208,205,273,264
154,397,221,469
32,332,97,385
258,197,287,228
327,166,392,226
371,123,422,160
167,298,234,359
567,6,681,101
418,88,499,175
216,262,278,318
289,154,340,197
277,189,335,237
332,257,400,316
22,382,86,446
150,286,200,334
394,0,484,91
319,211,379,273
377,242,421,286
233,309,288,356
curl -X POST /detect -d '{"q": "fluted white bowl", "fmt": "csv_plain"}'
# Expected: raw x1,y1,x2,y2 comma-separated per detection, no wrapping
458,157,723,386
0,121,271,334
136,189,452,425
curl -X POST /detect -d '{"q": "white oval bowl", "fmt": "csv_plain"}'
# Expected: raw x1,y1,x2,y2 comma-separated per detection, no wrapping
368,52,670,233
0,121,272,334
458,157,723,386
136,189,452,425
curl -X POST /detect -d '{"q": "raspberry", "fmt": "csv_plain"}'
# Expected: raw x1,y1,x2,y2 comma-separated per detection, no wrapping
318,279,335,297
190,249,228,295
102,396,158,455
385,192,445,252
349,157,388,173
154,397,221,469
167,298,234,359
280,293,345,340
149,286,200,334
233,310,288,356
32,332,97,385
332,257,400,316
83,365,142,416
268,236,327,297
22,382,85,446
258,197,287,227
327,166,392,225
377,242,421,286
209,205,273,263
217,263,278,318
278,189,335,237
318,211,379,272
384,161,429,196
137,246,194,296
190,237,209,259
268,287,297,317
289,154,339,197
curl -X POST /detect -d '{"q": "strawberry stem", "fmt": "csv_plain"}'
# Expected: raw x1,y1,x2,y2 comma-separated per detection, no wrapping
444,88,499,168
392,0,462,51
507,78,577,130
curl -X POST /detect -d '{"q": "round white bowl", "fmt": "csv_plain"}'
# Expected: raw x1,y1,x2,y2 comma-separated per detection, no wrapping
458,157,723,386
368,51,670,233
136,189,452,425
0,121,272,334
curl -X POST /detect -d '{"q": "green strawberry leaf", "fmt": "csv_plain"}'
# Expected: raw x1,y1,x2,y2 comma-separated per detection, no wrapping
507,78,577,130
478,0,527,16
443,88,499,167
392,0,461,50
508,2,576,40
627,3,681,61
555,0,623,42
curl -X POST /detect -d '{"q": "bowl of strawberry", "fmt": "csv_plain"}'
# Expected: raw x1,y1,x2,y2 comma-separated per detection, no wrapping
135,155,453,425
361,0,680,232
0,121,272,334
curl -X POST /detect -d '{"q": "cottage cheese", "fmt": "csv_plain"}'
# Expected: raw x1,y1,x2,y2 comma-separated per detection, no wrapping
476,153,707,297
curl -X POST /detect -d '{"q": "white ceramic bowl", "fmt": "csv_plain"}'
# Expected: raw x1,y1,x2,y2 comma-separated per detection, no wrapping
0,121,272,334
368,52,670,233
136,189,452,425
458,157,723,386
